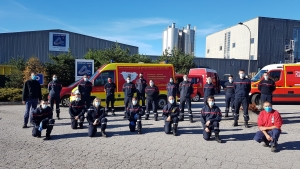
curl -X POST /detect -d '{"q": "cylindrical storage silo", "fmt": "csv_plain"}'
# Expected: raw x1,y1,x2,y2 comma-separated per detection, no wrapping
167,23,178,54
162,30,168,54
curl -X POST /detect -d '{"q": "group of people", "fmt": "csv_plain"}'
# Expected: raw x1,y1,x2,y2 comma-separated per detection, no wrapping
21,70,283,152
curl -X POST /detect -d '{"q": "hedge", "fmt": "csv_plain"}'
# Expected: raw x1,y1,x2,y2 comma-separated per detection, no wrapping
0,88,49,102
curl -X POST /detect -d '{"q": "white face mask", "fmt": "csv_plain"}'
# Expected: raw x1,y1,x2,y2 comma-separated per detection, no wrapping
53,77,57,81
264,75,268,80
207,79,212,84
169,100,174,104
95,102,100,107
83,78,88,81
150,82,154,86
183,78,187,81
76,98,81,101
208,101,214,106
170,79,173,83
127,79,130,83
42,104,47,109
132,100,137,105
229,79,233,83
239,73,245,78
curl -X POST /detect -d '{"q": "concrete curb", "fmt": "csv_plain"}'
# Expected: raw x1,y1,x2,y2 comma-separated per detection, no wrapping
0,102,22,105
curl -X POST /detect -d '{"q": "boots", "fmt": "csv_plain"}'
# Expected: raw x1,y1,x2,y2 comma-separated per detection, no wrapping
79,122,84,129
101,130,107,137
145,113,149,120
44,133,51,140
179,113,184,121
111,109,115,116
271,144,277,152
154,113,158,121
172,123,178,136
215,133,221,143
232,120,238,127
224,109,229,117
244,121,249,128
137,121,142,134
189,114,193,123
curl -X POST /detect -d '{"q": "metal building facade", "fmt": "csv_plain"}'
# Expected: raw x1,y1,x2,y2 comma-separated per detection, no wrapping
0,29,139,64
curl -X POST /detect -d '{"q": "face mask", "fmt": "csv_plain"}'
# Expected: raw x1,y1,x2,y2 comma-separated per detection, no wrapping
264,107,272,112
170,80,173,83
140,76,143,79
42,104,47,109
83,78,88,81
53,77,57,81
229,79,233,83
208,101,214,106
239,73,245,78
108,79,112,83
95,102,100,107
183,78,187,81
31,76,36,80
76,98,80,101
169,100,174,104
207,80,212,84
150,82,154,86
132,100,137,105
264,76,268,80
127,79,130,83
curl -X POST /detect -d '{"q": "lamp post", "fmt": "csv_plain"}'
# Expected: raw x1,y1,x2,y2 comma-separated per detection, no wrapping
238,22,251,75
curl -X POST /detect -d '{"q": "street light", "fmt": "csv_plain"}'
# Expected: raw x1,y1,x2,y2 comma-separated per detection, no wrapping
238,22,251,75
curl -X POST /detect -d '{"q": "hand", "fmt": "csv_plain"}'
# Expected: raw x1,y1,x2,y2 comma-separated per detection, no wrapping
22,101,25,105
266,134,273,141
205,127,210,132
205,121,210,126
166,116,171,122
75,116,79,120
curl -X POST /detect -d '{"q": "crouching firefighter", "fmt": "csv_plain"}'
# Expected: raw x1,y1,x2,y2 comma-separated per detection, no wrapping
126,96,144,134
87,98,107,137
31,99,55,140
200,96,222,143
69,92,86,129
162,96,179,136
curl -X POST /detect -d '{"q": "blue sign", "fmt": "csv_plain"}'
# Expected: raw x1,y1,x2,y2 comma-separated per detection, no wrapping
52,34,66,47
75,59,94,80
36,74,44,85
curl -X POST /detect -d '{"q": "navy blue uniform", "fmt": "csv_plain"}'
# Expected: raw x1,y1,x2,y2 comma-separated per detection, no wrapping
166,82,178,98
162,103,179,135
233,78,251,122
87,106,107,137
258,79,276,104
31,106,55,138
69,100,86,129
203,83,215,103
145,85,159,118
135,78,147,106
48,80,62,118
78,81,93,108
104,82,116,112
122,82,136,114
178,81,193,121
224,81,235,112
126,103,144,133
200,104,222,140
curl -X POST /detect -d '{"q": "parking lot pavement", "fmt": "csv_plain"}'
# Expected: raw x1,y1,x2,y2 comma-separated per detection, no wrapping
0,93,300,169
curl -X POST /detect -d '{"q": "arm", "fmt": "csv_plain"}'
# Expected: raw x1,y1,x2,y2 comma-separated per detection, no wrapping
22,81,28,101
258,81,262,91
99,108,106,120
59,82,62,92
199,109,206,128
104,84,107,92
122,84,125,92
48,82,51,93
272,81,276,92
132,83,136,93
212,86,215,95
138,106,144,116
38,83,42,101
247,80,251,93
69,105,75,117
88,82,93,93
170,107,179,118
209,108,222,122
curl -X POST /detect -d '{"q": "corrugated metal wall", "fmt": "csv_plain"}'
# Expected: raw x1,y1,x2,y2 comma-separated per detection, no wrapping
0,29,138,63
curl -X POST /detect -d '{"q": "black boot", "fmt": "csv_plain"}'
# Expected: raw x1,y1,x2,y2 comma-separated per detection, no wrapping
44,134,51,140
145,113,149,120
101,130,107,137
56,109,60,120
215,133,221,143
172,123,178,136
189,114,193,123
154,113,158,121
123,112,127,119
79,122,84,129
244,121,249,128
271,144,277,152
137,121,142,134
232,120,238,127
111,109,115,116
224,109,229,117
179,113,184,121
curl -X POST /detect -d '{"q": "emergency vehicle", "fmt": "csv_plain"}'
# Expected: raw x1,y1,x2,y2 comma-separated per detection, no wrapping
249,63,300,106
70,63,175,109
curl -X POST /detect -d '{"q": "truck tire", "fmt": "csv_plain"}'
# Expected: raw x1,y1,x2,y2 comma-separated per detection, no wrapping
192,93,201,102
157,96,167,109
251,94,261,105
61,95,70,107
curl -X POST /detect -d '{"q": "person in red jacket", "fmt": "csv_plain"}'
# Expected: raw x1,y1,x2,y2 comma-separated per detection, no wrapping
254,101,283,152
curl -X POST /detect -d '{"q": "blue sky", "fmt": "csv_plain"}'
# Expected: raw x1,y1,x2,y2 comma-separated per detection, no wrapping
1,0,300,57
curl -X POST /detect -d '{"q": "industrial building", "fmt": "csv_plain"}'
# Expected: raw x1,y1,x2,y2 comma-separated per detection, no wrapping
0,29,139,64
206,17,300,69
162,23,196,56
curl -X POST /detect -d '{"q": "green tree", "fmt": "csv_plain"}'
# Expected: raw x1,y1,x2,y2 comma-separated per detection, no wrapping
5,56,26,88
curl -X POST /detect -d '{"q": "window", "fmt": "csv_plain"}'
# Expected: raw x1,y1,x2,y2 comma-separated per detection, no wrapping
219,46,222,51
251,38,254,44
94,71,114,86
269,71,281,82
207,49,210,54
232,43,235,48
190,78,200,84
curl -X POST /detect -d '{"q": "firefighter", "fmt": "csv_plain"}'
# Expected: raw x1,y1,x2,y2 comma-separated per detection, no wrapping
87,98,107,137
254,101,283,152
126,96,144,134
258,72,276,105
31,99,55,140
104,77,116,116
69,92,86,129
122,76,136,118
78,74,92,109
135,73,147,108
200,96,222,143
233,69,251,128
162,96,179,136
178,75,193,122
203,77,215,103
166,77,178,105
224,75,235,117
145,80,159,121
48,74,62,119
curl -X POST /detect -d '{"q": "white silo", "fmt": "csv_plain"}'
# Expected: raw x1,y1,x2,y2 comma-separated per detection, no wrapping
167,23,179,54
183,24,196,56
162,29,168,55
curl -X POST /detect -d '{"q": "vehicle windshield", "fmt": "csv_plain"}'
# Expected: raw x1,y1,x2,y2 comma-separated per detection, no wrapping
251,69,267,82
68,80,80,87
88,71,98,81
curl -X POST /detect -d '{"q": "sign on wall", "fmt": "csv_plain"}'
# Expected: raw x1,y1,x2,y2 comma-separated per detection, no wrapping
75,59,94,81
36,73,44,85
49,32,69,52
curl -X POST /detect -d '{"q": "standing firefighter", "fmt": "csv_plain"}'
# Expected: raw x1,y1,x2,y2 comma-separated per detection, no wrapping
48,74,62,119
224,75,235,117
162,96,179,136
126,97,144,134
135,73,147,108
203,77,215,103
69,92,86,129
233,69,251,128
166,77,177,104
258,72,276,105
104,77,116,116
78,74,92,109
145,80,159,121
122,76,136,118
179,75,193,122
87,98,107,137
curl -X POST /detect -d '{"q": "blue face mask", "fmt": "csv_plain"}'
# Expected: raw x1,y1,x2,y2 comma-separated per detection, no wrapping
264,107,272,112
31,76,36,80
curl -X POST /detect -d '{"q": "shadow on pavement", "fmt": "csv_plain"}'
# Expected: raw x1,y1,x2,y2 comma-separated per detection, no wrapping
282,119,300,125
51,132,87,140
278,141,300,151
221,132,256,142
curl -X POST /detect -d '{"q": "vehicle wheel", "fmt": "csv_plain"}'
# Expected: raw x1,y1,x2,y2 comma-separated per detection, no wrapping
61,95,70,107
192,93,200,102
157,96,167,109
251,94,261,106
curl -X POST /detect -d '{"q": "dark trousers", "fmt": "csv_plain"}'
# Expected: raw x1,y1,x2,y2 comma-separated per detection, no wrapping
163,116,179,134
254,128,281,146
129,114,142,132
88,118,107,137
82,96,91,109
124,96,132,113
203,121,220,140
225,93,235,110
32,119,55,137
261,94,272,104
234,97,249,121
146,98,157,113
24,98,39,125
50,95,60,114
70,115,85,129
179,97,192,119
106,95,115,111
137,92,145,106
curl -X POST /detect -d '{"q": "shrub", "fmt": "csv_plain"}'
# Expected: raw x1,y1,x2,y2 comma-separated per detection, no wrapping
0,88,48,102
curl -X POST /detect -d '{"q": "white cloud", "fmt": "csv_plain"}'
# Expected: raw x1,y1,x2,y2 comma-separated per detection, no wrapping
10,0,28,10
196,24,223,36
